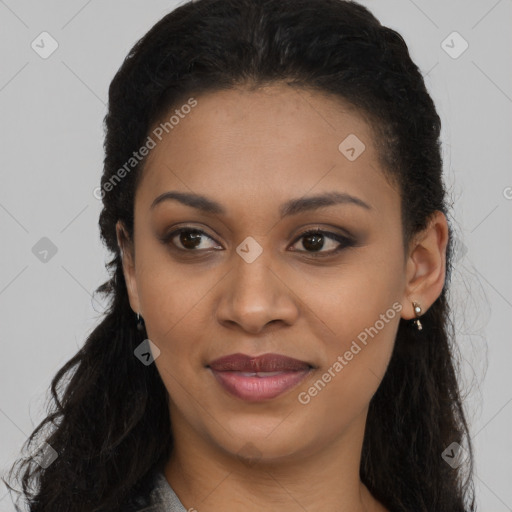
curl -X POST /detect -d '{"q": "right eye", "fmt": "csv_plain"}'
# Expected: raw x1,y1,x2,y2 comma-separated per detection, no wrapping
163,228,223,252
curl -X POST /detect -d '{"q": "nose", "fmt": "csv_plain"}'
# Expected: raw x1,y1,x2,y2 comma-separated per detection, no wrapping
215,245,300,334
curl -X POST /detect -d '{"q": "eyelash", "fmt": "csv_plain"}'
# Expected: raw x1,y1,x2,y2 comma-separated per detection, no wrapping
162,227,355,257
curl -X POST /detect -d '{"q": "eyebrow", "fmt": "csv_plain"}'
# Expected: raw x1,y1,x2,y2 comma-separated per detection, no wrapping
150,190,372,217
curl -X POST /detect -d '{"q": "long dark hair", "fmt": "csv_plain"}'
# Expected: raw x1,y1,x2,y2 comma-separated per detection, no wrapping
4,0,476,510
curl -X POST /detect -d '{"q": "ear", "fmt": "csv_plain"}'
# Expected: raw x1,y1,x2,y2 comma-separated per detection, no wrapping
401,210,449,320
116,220,141,315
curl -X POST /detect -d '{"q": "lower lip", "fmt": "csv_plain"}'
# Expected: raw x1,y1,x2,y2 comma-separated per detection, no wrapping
209,368,312,402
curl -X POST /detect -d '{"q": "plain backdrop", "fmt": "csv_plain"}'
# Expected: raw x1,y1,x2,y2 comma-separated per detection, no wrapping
1,0,511,510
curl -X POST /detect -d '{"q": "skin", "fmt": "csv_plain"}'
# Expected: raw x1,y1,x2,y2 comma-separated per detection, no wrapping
117,82,448,512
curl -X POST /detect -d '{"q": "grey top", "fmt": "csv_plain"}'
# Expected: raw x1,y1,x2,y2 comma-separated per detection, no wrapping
137,470,188,512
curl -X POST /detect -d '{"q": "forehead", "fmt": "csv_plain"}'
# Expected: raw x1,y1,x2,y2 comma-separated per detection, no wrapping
136,83,398,218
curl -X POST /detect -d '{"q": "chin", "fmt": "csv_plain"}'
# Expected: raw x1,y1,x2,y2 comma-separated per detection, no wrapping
211,414,317,463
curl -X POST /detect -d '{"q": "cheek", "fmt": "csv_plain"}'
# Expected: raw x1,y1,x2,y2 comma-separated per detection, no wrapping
136,255,219,348
291,249,404,346
303,278,400,386
289,246,404,402
295,294,400,432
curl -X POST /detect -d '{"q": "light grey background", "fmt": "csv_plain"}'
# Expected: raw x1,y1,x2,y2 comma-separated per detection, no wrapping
1,1,511,510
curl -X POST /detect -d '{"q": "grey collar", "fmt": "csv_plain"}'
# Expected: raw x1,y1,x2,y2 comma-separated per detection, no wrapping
140,471,188,512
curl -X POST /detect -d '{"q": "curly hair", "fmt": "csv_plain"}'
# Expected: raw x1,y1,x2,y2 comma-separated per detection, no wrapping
4,0,476,510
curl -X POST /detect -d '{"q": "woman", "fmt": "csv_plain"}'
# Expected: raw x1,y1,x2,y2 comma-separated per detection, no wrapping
5,0,476,510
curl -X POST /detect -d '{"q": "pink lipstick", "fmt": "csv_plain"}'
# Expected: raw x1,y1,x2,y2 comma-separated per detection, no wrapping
207,353,313,402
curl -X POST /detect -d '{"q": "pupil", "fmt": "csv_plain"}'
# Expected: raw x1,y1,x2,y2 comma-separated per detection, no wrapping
303,233,324,252
180,231,202,249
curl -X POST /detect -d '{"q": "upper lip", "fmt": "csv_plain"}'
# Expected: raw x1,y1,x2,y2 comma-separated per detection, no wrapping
207,353,312,372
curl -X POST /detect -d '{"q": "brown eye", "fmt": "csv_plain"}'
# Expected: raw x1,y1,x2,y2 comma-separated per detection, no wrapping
165,228,221,251
161,226,354,257
290,229,354,256
178,230,203,250
301,232,326,252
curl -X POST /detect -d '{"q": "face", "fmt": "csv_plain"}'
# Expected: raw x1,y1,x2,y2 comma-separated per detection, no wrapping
119,83,410,463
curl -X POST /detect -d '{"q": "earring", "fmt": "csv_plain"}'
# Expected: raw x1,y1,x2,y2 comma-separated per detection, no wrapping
412,301,422,331
136,312,145,332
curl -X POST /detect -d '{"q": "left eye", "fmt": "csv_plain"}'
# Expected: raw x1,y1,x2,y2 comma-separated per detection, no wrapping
289,229,353,255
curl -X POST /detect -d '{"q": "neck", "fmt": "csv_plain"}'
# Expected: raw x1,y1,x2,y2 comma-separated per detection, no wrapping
164,407,388,512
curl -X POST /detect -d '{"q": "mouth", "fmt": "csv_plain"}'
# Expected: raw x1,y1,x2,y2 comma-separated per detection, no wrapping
207,353,314,402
